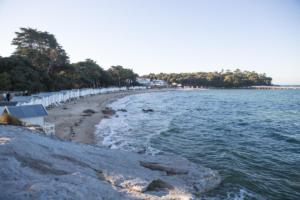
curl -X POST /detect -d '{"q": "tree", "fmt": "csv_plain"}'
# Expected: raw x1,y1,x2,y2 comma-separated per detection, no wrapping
0,56,44,92
143,69,272,88
107,66,137,87
0,72,11,91
73,59,108,88
12,27,69,74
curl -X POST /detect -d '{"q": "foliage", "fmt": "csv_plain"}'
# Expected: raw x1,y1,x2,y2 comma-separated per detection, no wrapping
0,72,11,90
72,59,111,88
12,27,69,74
0,56,45,92
0,28,138,92
107,65,138,87
0,113,23,126
144,69,272,88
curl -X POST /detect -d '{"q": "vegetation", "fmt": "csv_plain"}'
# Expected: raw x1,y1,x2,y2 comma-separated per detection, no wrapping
0,27,272,92
144,70,272,88
0,28,138,92
0,113,23,126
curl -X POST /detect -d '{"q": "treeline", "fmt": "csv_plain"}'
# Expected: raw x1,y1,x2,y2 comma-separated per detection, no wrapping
145,70,272,88
0,28,138,93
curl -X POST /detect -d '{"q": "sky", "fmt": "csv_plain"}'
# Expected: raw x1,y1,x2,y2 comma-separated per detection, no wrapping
0,0,299,84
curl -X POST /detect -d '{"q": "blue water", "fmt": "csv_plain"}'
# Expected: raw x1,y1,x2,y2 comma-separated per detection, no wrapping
96,89,300,199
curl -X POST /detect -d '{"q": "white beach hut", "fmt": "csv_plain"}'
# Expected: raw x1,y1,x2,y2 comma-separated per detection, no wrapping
2,104,55,135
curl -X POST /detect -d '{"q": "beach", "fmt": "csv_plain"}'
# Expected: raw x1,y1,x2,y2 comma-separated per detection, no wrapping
45,89,168,144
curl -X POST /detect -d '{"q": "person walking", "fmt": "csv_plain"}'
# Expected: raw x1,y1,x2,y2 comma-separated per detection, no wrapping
6,92,11,102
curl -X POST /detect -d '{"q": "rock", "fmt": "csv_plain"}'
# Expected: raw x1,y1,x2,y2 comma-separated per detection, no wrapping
0,126,221,200
83,109,96,114
142,108,154,113
146,179,174,191
81,109,97,116
117,109,127,112
140,161,188,175
102,107,116,115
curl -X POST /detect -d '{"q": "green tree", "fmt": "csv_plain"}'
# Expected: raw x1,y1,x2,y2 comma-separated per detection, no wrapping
107,65,137,87
12,27,69,74
0,56,44,92
0,72,11,90
144,69,272,88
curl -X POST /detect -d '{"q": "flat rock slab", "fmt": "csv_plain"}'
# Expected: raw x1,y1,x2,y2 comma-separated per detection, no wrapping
0,126,221,200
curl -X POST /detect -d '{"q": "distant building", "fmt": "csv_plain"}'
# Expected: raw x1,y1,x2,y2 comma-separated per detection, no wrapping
171,83,182,88
137,77,168,88
2,104,55,135
150,80,168,87
137,78,152,86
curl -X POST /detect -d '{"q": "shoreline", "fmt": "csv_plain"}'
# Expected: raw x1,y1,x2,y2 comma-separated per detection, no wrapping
45,89,173,144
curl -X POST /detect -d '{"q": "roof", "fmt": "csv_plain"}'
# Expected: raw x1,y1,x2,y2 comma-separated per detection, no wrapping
4,104,48,119
0,101,18,106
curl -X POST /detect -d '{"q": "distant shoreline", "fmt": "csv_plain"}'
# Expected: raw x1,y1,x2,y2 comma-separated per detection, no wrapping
175,85,300,90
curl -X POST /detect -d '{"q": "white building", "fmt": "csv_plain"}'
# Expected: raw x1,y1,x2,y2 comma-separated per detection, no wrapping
137,78,168,87
2,104,55,135
150,80,168,87
136,78,152,86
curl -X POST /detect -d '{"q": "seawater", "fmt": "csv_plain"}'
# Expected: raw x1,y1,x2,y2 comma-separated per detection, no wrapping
95,89,300,200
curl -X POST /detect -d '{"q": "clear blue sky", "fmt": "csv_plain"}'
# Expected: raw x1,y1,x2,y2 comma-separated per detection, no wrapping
0,0,299,84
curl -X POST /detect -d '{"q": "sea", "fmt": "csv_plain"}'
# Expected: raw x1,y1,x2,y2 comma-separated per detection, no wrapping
95,89,300,200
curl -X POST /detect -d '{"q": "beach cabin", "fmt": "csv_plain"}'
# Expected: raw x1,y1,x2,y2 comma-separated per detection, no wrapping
137,78,152,87
2,104,55,135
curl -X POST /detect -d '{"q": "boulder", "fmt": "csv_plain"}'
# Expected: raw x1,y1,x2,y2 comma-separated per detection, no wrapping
102,107,116,115
117,109,127,112
142,108,154,113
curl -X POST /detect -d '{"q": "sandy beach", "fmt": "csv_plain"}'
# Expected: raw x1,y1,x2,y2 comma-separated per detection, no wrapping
45,89,166,144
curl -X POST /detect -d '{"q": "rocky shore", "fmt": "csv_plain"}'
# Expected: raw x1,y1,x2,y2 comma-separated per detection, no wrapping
0,126,221,199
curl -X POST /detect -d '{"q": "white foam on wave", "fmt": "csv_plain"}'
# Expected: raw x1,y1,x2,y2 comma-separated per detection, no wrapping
95,93,173,154
95,94,142,151
225,188,263,200
96,114,131,149
201,188,262,200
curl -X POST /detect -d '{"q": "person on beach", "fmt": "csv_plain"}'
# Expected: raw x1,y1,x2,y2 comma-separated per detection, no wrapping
6,92,11,102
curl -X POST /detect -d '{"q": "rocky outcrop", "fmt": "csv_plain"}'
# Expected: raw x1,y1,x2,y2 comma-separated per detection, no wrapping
142,108,154,113
81,109,97,116
0,126,221,200
102,107,116,115
117,108,127,112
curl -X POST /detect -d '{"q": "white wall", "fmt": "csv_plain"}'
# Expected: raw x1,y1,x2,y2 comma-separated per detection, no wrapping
20,117,44,127
0,107,4,114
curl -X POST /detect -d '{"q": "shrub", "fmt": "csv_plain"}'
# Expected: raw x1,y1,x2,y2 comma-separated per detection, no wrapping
0,113,23,126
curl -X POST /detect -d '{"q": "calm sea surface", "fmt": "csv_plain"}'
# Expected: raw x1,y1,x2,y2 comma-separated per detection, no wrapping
96,89,300,200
